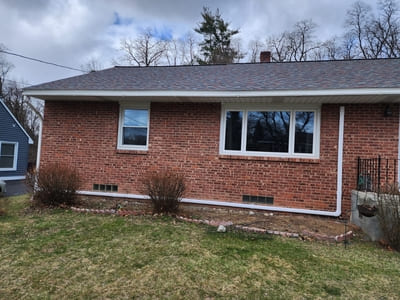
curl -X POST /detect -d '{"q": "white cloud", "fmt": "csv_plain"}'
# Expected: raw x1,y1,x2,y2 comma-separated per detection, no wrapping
0,0,381,85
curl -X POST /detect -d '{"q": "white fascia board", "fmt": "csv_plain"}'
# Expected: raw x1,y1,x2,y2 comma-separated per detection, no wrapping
0,100,34,144
23,88,400,99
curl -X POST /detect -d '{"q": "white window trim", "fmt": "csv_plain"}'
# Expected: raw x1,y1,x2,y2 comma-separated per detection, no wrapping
117,103,150,151
0,141,18,171
220,103,320,159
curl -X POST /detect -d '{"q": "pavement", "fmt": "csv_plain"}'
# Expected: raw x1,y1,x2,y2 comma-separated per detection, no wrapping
2,180,29,197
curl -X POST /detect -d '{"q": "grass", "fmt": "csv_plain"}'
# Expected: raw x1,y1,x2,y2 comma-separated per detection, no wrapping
1,195,400,299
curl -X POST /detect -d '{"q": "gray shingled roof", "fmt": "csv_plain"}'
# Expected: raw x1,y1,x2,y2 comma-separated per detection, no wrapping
25,59,400,92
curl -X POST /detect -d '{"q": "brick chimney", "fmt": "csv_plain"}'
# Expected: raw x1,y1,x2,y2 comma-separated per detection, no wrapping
260,51,271,63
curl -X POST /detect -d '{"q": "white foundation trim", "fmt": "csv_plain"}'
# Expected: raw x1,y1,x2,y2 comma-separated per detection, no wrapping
0,176,26,181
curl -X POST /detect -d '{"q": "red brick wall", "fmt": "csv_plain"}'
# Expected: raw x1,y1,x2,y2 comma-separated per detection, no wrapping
342,104,399,213
40,101,399,214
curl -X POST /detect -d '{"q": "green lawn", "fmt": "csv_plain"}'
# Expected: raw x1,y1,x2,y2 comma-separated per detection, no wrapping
1,195,400,299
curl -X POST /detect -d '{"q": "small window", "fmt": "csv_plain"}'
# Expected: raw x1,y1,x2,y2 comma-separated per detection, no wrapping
0,142,18,170
118,104,150,150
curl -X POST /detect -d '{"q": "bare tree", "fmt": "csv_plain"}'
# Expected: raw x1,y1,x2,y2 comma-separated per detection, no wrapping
163,33,199,66
287,19,320,61
181,33,198,65
165,39,179,66
266,19,321,62
120,29,167,66
345,0,400,58
80,58,103,73
267,33,291,62
248,40,265,63
231,38,246,63
0,45,43,165
0,44,13,98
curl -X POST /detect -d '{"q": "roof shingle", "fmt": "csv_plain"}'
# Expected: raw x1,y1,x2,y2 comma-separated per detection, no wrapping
25,59,400,92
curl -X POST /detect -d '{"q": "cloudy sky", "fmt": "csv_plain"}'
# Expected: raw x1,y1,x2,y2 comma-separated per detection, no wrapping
0,0,382,87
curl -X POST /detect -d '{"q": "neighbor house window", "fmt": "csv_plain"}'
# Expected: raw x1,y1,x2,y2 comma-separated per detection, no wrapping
118,104,150,150
0,141,18,170
221,105,320,158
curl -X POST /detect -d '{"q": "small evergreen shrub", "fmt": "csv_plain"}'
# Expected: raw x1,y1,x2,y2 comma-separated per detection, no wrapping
26,163,81,207
377,184,400,251
141,170,185,214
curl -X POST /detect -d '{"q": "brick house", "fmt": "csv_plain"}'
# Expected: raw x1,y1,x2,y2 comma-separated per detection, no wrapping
24,56,400,217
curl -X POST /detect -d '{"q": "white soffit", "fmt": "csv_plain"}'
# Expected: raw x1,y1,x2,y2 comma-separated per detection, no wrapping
23,88,400,103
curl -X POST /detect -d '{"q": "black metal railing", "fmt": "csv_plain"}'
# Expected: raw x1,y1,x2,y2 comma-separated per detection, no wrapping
357,156,398,193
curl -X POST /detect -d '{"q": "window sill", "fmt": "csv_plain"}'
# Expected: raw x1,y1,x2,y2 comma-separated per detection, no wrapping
218,154,320,164
0,168,17,171
116,149,148,155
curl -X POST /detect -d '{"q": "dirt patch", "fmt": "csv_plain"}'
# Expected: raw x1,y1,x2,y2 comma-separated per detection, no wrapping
179,205,355,237
76,195,357,237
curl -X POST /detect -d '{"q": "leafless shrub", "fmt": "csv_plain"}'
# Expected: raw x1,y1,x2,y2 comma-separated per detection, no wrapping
26,163,81,207
141,170,185,214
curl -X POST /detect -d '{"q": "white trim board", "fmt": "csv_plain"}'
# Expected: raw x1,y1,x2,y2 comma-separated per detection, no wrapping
77,190,342,217
0,176,26,181
24,88,400,99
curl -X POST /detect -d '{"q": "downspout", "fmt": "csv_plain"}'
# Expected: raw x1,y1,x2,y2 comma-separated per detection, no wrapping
334,106,345,217
36,112,43,170
78,106,346,217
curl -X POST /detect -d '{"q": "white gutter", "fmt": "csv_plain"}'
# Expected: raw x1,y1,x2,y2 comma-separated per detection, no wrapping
24,88,400,98
78,105,345,218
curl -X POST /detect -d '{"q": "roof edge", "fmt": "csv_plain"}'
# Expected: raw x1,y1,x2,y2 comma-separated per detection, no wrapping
23,87,400,99
0,99,34,144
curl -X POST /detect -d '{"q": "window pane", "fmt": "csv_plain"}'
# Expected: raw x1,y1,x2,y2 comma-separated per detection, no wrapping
124,109,148,127
225,111,242,150
1,143,14,156
123,127,147,146
0,156,14,168
246,111,290,152
295,112,314,154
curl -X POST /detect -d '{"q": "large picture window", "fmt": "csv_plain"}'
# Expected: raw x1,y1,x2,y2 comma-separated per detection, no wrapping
118,104,149,150
221,105,320,158
0,141,18,170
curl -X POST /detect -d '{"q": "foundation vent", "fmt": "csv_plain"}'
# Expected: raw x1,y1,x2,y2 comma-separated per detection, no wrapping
243,195,274,204
93,184,118,192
